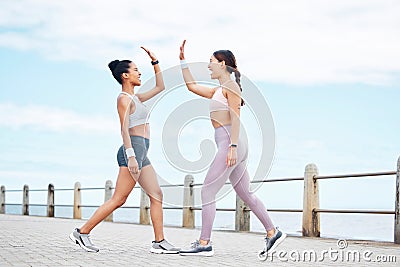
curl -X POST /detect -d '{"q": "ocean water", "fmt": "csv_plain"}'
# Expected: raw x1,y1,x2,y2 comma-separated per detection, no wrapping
4,205,395,242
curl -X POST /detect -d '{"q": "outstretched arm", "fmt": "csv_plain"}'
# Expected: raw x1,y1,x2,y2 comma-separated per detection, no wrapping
136,46,165,102
180,40,216,99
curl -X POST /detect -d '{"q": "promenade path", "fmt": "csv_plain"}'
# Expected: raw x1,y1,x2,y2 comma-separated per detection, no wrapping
1,214,399,266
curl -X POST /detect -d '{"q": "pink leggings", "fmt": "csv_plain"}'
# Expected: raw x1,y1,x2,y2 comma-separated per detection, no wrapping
200,125,275,241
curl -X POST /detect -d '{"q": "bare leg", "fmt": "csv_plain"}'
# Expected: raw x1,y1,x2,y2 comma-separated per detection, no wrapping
137,164,164,241
79,167,138,234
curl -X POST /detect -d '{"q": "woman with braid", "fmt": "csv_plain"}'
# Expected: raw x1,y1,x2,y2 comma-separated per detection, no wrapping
178,40,286,257
69,46,179,254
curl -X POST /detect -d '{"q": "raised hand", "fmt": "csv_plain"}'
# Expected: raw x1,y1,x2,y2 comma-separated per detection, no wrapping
179,40,186,60
140,46,157,61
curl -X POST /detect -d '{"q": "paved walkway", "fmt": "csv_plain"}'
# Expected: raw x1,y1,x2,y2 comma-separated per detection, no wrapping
0,214,399,266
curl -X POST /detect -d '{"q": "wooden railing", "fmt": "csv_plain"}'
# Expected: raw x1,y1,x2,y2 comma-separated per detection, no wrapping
1,156,399,244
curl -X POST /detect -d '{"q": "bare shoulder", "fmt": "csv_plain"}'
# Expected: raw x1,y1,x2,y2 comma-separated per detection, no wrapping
222,80,241,96
117,94,135,109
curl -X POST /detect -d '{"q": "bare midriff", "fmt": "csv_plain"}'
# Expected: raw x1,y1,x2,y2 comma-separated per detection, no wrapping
128,123,151,139
210,110,231,128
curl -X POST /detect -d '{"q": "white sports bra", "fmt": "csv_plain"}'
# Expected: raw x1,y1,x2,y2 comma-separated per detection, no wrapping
119,92,149,128
209,87,229,112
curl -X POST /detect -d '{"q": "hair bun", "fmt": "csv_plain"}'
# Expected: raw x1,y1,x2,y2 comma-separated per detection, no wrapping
108,60,120,72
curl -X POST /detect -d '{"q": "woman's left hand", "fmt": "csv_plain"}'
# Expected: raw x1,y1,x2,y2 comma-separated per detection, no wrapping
179,40,186,60
141,46,157,61
226,147,238,167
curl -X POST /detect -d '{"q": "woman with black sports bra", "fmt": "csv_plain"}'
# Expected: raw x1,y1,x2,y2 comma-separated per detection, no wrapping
69,46,179,254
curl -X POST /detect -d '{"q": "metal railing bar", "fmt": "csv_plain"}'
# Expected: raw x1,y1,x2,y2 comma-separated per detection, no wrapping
78,205,101,208
315,209,395,215
4,172,393,193
119,206,141,209
79,187,104,191
53,188,75,191
251,177,304,183
314,171,396,180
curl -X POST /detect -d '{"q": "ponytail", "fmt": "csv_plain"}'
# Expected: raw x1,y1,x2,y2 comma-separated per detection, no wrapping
213,50,245,106
234,69,244,106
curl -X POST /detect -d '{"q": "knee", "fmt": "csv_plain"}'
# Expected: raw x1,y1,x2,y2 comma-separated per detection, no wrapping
201,186,215,203
240,194,252,205
235,189,255,205
201,187,207,201
149,188,163,203
112,195,128,208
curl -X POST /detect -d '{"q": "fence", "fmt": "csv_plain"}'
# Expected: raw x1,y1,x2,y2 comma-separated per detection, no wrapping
1,157,399,244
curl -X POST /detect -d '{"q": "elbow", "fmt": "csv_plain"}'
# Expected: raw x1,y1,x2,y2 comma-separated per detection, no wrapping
186,83,196,93
156,85,165,92
120,128,128,137
188,87,197,94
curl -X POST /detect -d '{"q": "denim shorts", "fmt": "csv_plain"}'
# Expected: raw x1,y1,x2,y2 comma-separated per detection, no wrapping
117,136,151,169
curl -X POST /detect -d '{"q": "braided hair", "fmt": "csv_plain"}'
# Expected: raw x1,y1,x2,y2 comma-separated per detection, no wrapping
213,50,244,106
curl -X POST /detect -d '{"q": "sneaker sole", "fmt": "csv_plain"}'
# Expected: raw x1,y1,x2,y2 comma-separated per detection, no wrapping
269,232,287,252
69,233,99,253
179,251,214,257
149,247,179,254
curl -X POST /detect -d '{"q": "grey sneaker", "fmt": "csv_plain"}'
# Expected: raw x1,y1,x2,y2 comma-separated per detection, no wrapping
69,228,99,253
179,240,214,257
260,228,286,256
149,239,180,254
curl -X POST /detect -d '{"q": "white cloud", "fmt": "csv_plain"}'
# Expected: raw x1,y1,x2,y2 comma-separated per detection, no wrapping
0,103,118,134
0,0,399,85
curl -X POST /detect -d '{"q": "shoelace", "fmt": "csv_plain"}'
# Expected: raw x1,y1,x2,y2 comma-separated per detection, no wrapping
82,234,94,246
266,227,280,239
161,240,173,249
190,240,200,248
265,227,280,244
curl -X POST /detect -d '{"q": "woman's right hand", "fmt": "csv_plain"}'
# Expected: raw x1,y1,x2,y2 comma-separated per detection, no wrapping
128,157,139,174
141,46,157,62
179,40,186,60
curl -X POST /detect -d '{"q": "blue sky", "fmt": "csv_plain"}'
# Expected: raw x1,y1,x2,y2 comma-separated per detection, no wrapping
0,0,399,212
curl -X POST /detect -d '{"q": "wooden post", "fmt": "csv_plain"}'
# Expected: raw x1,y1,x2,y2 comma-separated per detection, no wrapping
395,156,400,244
302,163,320,237
140,188,150,225
73,182,82,219
235,195,250,231
47,184,54,217
104,180,113,222
0,185,5,214
182,175,194,228
22,184,29,215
